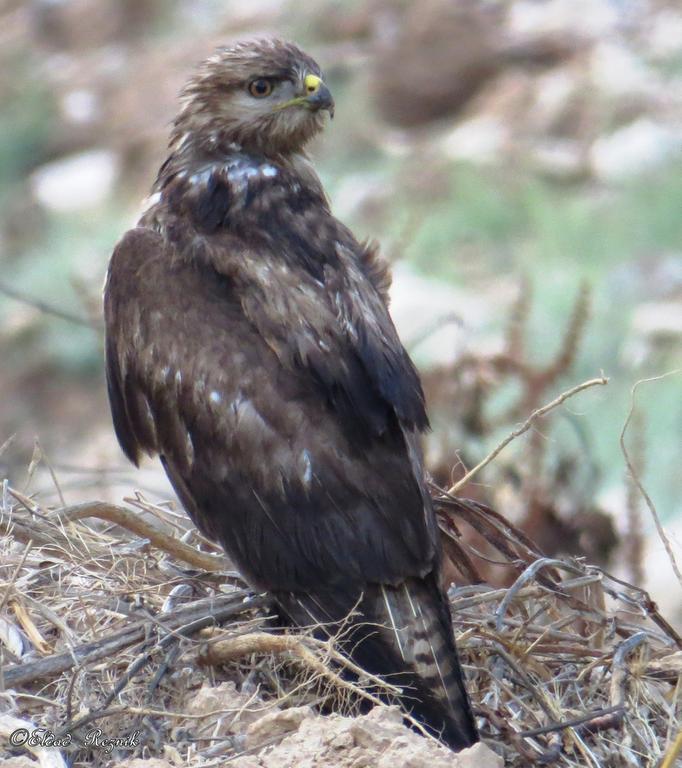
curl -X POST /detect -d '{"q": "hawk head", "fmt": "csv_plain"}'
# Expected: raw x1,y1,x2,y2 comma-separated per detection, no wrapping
171,39,335,158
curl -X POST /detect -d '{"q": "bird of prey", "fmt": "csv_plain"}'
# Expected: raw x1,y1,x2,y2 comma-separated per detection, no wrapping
103,38,478,751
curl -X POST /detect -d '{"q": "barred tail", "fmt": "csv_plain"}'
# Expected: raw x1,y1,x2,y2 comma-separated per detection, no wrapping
276,574,478,751
370,576,478,750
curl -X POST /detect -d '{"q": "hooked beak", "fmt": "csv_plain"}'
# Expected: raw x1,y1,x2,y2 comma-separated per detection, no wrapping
303,74,335,118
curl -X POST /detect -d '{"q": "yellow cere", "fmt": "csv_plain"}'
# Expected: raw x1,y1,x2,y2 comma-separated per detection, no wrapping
304,74,322,94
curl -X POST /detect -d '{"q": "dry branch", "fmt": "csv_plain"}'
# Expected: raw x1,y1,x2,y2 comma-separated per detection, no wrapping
0,592,267,688
0,279,96,328
199,631,440,744
620,372,682,589
660,729,682,768
200,632,399,702
447,376,608,495
59,501,231,572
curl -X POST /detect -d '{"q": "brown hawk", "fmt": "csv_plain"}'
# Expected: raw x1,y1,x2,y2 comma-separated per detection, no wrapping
103,38,478,751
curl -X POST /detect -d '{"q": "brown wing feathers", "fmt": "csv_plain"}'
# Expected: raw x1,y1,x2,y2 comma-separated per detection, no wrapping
103,39,478,752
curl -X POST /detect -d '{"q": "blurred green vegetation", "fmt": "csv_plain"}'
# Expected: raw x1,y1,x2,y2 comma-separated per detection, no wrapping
0,60,55,194
375,160,682,518
0,67,54,190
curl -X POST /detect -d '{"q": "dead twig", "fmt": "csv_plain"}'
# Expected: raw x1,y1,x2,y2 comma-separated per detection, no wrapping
624,408,645,586
660,728,682,768
447,376,609,495
517,704,624,738
495,558,583,631
200,631,401,699
610,632,648,708
0,279,97,328
59,502,231,573
199,630,440,745
620,372,682,589
0,591,267,688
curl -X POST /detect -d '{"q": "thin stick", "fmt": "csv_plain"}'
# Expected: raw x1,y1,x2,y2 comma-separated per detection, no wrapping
1,592,266,688
200,632,400,701
660,728,682,768
518,704,624,738
447,376,608,495
407,312,462,352
59,502,231,572
199,631,438,744
0,435,15,459
0,279,95,328
610,632,648,708
35,440,67,510
620,371,682,589
0,543,33,614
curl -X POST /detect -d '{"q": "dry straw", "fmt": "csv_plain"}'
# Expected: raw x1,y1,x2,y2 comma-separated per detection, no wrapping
0,375,680,766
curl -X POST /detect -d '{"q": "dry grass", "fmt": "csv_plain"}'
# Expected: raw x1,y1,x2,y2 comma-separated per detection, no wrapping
0,477,679,768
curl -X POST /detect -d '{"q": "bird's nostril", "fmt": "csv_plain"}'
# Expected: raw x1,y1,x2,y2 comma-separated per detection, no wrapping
304,74,322,95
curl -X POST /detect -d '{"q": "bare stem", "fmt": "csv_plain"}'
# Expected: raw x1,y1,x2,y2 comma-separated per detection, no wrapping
447,375,609,495
620,371,682,589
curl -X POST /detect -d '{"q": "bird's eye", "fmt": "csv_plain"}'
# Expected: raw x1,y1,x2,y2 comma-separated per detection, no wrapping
248,79,273,98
